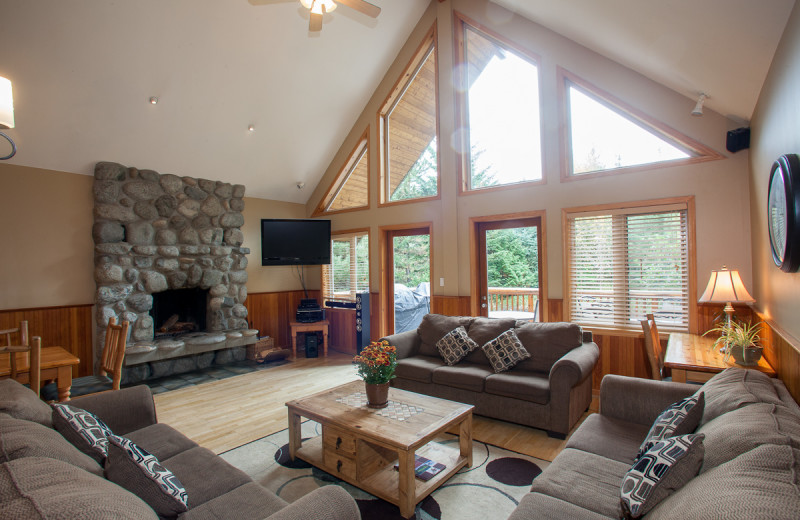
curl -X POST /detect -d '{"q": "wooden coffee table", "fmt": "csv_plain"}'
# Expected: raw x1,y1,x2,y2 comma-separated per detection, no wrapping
286,380,474,518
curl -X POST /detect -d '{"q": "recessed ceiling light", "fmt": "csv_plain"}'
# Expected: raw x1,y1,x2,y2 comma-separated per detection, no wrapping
149,96,158,105
248,125,255,132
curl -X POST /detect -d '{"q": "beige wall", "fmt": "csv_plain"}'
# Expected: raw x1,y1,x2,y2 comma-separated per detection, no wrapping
0,162,309,310
306,0,753,308
749,2,800,340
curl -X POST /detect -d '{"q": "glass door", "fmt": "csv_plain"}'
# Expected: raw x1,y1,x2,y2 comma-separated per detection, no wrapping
387,228,431,333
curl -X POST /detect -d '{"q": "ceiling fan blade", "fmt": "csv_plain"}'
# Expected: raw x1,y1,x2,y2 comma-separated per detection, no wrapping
336,0,381,18
309,12,323,31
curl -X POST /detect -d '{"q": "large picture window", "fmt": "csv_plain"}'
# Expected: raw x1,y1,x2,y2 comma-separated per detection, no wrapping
378,26,439,205
313,130,369,216
564,198,695,332
322,230,369,303
455,15,543,193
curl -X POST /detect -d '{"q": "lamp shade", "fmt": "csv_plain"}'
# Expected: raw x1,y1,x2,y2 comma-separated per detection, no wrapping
0,76,14,129
699,266,754,304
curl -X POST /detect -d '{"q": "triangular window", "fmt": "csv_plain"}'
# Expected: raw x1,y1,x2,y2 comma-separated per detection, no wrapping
314,131,369,215
565,75,720,177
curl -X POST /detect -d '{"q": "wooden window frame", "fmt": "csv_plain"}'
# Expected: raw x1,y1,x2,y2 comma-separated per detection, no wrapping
377,23,441,208
453,12,546,196
378,222,433,337
469,210,548,321
321,228,370,304
559,68,724,182
312,129,370,217
562,196,698,335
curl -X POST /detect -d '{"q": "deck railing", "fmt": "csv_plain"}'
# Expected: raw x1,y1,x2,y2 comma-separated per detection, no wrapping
488,287,539,314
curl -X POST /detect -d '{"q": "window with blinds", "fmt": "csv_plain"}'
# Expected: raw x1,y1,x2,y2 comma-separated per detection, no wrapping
565,201,692,331
321,231,369,303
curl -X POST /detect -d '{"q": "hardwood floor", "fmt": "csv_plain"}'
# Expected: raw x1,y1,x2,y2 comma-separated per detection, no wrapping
154,350,592,460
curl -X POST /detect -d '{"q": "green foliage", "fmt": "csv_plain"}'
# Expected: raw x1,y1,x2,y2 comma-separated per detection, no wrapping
353,341,397,384
486,227,538,288
393,235,430,288
391,138,438,201
704,318,763,363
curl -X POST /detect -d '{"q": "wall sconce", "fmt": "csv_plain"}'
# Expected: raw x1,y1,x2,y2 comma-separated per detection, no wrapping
691,93,707,117
0,76,16,160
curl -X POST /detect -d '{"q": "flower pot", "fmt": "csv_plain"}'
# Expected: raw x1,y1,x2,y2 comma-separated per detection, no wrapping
365,382,389,409
732,345,763,366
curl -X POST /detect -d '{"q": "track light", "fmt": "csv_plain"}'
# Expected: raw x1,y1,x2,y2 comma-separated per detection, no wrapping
691,93,707,117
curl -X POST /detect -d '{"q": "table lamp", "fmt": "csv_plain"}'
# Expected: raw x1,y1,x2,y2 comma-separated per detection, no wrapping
698,266,755,329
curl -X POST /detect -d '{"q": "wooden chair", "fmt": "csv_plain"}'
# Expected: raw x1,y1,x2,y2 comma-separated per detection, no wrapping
0,321,42,397
42,318,129,400
641,313,666,381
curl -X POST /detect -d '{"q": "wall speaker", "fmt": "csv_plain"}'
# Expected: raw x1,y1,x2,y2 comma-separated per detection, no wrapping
726,127,750,153
355,292,371,353
305,333,319,358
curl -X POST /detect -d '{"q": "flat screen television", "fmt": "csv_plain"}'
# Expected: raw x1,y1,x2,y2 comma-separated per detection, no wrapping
261,219,331,266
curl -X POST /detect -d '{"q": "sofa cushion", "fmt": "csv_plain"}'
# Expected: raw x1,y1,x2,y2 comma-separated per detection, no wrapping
696,402,800,472
529,447,631,518
106,434,189,517
395,355,445,383
0,412,104,476
645,443,800,520
514,322,583,373
635,393,704,461
484,371,550,405
696,367,783,425
178,482,288,520
482,329,531,373
125,423,199,461
462,317,517,365
432,363,494,392
620,433,705,518
52,403,113,464
163,446,251,508
508,492,611,520
565,413,651,463
0,457,157,519
436,326,480,365
0,379,53,427
417,314,473,357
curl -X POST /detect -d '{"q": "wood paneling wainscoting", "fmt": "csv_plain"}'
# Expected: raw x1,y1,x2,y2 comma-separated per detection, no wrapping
245,290,320,349
756,312,800,404
0,305,93,377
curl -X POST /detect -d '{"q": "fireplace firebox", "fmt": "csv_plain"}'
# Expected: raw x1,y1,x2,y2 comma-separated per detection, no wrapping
151,288,209,338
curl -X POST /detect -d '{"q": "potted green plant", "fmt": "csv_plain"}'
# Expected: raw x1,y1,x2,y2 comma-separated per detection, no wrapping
704,318,764,366
353,340,397,408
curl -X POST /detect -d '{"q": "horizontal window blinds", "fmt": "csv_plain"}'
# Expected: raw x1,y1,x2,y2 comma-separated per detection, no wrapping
322,232,369,302
566,205,690,331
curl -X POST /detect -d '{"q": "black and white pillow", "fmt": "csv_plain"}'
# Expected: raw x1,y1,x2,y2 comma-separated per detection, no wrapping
620,433,705,518
481,329,530,373
635,393,704,461
436,326,480,365
105,434,189,517
51,403,113,464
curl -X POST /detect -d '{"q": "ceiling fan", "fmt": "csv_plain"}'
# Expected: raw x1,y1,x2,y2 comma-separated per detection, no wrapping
299,0,381,32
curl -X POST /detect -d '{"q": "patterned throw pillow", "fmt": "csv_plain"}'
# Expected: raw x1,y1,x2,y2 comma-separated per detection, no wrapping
105,434,189,517
51,403,113,464
436,326,480,365
635,393,704,461
481,329,531,373
620,433,705,518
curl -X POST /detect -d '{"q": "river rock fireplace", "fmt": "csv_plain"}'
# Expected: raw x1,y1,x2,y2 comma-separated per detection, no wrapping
92,161,257,383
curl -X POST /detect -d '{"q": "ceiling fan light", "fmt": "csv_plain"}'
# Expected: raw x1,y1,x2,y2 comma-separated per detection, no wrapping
299,0,313,9
0,76,14,130
321,0,337,12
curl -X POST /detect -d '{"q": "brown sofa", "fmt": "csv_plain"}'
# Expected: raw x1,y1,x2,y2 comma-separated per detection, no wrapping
0,379,360,520
510,368,800,519
382,314,600,437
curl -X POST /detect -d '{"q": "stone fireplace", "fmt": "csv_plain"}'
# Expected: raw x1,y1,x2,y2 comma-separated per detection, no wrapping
92,161,257,382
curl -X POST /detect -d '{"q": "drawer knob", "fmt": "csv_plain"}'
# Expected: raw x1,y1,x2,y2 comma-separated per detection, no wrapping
336,460,342,472
336,437,342,449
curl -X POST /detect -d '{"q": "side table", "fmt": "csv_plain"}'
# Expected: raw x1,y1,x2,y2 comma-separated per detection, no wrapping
289,320,329,359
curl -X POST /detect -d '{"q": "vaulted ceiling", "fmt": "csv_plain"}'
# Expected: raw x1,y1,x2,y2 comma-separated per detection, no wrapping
0,0,794,203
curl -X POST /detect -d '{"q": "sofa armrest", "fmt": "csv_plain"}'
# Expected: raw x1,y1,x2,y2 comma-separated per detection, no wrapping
380,330,420,360
69,385,157,435
264,485,360,520
599,375,697,426
549,341,600,387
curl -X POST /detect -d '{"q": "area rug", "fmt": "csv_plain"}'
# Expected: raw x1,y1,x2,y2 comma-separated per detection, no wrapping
220,421,550,520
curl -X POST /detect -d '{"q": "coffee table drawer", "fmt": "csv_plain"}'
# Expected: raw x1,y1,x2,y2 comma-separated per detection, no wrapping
323,425,358,456
323,449,357,480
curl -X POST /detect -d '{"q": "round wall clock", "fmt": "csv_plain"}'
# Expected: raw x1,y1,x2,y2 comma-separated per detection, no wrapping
768,153,800,272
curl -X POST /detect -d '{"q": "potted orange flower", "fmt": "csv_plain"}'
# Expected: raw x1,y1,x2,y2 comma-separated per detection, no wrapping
353,340,397,408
